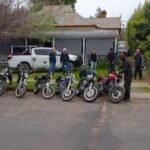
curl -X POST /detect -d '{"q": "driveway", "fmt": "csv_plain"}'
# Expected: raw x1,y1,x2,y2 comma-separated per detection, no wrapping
0,92,150,150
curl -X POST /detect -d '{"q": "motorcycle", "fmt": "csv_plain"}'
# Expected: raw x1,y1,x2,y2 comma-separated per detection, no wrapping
55,73,76,102
77,66,98,103
15,71,28,98
41,73,55,99
97,72,124,103
34,73,51,94
0,67,12,96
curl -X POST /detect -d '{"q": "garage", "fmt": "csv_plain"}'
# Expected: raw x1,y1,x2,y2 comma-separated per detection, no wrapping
85,38,115,55
55,38,82,55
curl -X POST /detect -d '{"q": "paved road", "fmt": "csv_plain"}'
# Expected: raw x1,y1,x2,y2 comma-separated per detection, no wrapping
0,92,150,150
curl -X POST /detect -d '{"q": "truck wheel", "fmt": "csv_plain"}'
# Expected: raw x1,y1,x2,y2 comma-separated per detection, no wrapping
69,62,75,72
18,63,31,73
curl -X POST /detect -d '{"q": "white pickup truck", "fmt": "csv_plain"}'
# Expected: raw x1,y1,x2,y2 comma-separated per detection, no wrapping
8,47,82,72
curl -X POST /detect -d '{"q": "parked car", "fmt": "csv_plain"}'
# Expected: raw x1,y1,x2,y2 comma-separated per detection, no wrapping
8,47,83,72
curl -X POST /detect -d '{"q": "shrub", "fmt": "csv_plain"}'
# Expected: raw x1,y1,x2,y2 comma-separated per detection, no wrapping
145,50,150,73
97,59,109,69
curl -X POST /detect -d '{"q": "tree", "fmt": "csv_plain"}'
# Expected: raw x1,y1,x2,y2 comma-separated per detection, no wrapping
30,0,77,11
0,0,55,41
126,1,150,52
95,7,102,18
0,0,28,40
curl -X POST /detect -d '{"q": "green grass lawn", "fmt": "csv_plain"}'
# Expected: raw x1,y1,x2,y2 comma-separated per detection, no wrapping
8,68,108,90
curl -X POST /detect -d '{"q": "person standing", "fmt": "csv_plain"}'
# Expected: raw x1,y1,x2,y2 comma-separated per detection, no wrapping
106,48,115,73
49,48,56,74
118,52,133,102
90,48,97,71
60,48,70,73
134,48,144,80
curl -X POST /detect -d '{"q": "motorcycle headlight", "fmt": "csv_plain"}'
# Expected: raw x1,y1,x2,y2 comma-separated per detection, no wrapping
25,73,28,78
87,74,93,80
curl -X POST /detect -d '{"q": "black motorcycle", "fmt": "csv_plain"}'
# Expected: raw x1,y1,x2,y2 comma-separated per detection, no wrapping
15,71,28,98
34,73,51,94
77,66,98,103
55,73,76,102
0,67,12,96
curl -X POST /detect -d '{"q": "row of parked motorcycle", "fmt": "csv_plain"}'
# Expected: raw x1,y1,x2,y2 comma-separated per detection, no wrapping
0,66,125,103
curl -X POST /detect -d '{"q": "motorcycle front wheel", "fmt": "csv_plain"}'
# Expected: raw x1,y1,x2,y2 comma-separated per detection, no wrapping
42,85,55,99
15,84,26,98
61,88,75,102
109,86,125,103
83,86,98,103
0,80,6,96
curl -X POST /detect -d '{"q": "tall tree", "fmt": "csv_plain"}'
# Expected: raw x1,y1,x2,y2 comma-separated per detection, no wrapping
0,0,55,41
126,1,150,52
95,7,102,18
30,0,76,11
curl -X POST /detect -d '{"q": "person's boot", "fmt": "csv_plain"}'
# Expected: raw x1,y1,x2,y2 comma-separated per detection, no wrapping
123,93,131,102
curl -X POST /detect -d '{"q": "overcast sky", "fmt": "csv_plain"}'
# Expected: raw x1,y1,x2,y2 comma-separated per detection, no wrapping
75,0,145,22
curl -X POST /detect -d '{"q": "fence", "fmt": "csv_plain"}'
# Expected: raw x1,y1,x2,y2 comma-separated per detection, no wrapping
86,55,108,68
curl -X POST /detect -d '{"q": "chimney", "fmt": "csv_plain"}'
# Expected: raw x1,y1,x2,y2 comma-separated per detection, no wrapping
101,10,107,18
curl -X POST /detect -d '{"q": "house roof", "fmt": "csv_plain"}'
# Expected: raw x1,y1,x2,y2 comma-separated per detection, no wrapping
55,13,91,26
40,5,121,29
87,18,121,29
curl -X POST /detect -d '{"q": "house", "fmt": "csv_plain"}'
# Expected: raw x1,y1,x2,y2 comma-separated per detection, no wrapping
42,5,121,56
0,5,121,64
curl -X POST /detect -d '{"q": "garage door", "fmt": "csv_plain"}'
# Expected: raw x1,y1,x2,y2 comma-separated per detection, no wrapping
86,38,115,55
55,38,82,55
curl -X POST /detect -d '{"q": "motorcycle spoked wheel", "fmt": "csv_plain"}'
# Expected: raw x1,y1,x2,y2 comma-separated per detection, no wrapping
109,86,125,103
42,85,55,99
83,86,98,103
15,84,26,98
0,80,6,96
61,88,75,102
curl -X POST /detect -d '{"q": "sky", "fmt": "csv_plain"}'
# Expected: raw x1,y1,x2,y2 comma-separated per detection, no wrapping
75,0,145,24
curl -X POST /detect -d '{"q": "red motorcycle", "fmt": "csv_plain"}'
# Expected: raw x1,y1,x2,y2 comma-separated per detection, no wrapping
97,72,125,103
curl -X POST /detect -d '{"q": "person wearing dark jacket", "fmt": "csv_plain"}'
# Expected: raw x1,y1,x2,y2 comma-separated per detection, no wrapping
134,48,144,80
90,48,97,71
49,48,56,74
118,52,133,102
60,48,69,73
106,48,116,73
